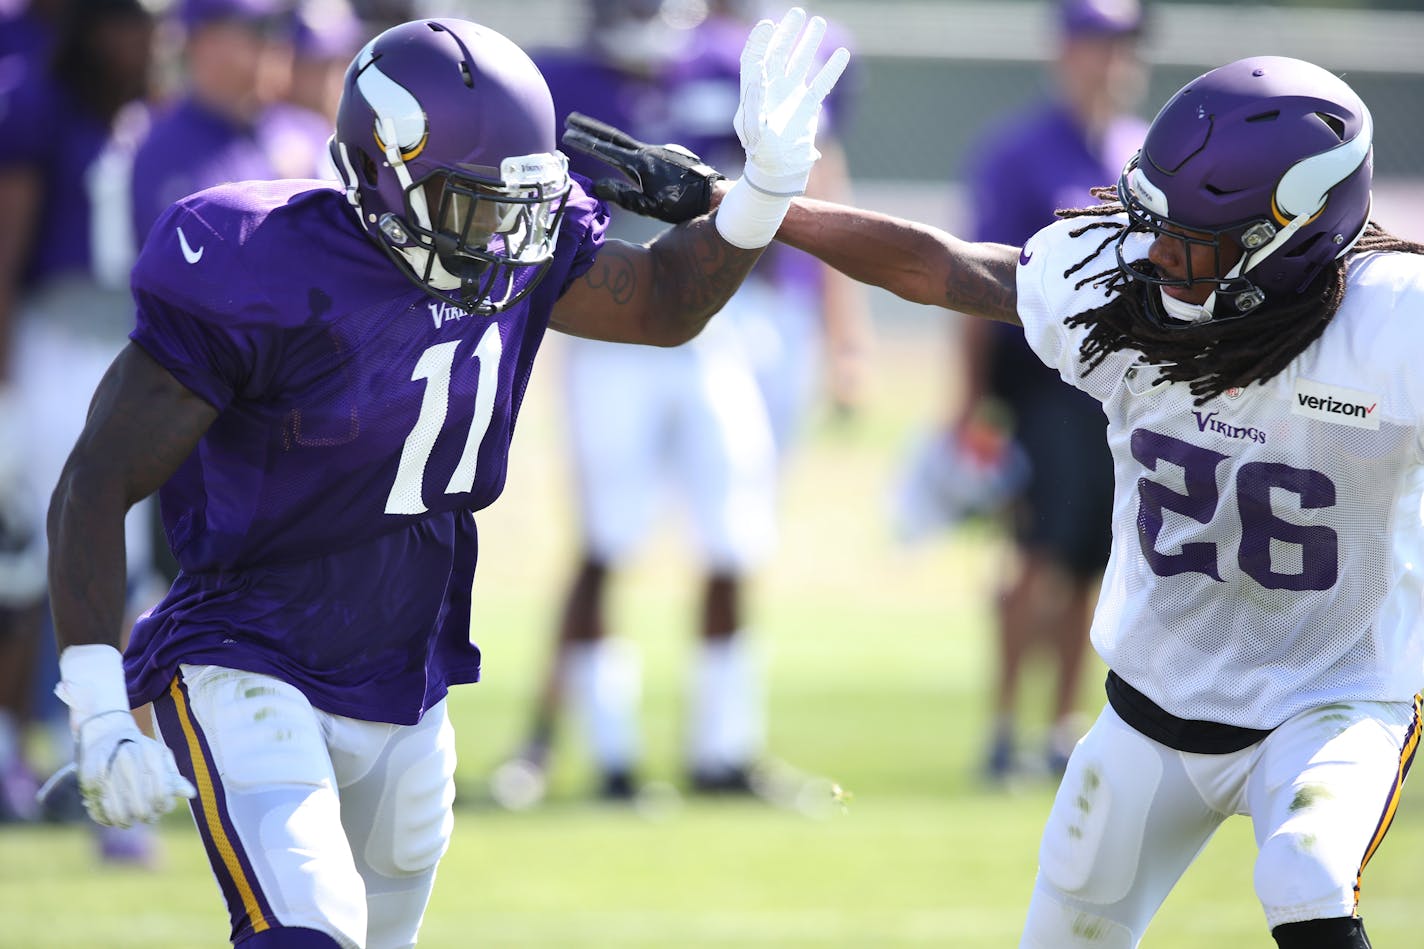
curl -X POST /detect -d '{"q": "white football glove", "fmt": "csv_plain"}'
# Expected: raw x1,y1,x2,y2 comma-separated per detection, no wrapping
56,644,196,828
716,8,849,249
733,7,849,197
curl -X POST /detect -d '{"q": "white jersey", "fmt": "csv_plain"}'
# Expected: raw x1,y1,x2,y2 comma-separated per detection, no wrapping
1016,216,1424,729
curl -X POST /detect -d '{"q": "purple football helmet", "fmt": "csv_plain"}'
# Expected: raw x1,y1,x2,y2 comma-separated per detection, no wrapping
1115,56,1373,325
329,18,572,314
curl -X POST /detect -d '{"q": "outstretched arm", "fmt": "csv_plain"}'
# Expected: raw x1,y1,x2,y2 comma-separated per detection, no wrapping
775,196,1023,325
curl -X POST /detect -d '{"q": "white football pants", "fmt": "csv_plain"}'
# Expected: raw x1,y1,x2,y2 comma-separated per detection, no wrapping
153,665,457,949
561,280,782,572
1021,697,1420,948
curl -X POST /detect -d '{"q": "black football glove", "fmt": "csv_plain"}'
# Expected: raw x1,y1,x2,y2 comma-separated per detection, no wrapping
562,112,725,224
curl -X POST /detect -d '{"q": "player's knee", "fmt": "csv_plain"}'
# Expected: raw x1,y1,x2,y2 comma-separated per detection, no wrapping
1271,916,1372,949
1020,880,1136,949
238,926,346,948
365,736,456,877
1254,831,1352,920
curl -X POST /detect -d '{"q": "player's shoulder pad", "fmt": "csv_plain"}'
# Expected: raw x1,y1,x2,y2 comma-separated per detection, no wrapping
132,180,338,326
1017,213,1140,321
1021,214,1116,269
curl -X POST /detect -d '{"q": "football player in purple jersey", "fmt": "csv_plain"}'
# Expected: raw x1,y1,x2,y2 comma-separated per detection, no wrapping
46,10,845,948
584,54,1423,949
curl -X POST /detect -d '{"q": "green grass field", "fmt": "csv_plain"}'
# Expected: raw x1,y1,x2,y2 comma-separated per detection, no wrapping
2,326,1419,948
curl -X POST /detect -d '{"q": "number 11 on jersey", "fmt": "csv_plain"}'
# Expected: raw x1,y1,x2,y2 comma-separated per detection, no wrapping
385,325,503,515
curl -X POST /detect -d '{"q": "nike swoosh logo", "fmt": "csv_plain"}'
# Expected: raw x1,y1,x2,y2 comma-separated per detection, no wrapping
177,226,204,264
1019,248,1033,265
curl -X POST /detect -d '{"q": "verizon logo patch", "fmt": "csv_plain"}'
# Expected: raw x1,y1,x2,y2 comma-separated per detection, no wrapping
1292,378,1380,430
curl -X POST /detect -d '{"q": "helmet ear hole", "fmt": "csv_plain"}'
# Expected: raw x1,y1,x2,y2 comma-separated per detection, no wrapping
1284,231,1326,259
360,151,379,188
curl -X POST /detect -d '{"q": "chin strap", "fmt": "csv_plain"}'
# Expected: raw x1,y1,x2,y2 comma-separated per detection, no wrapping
1157,288,1215,325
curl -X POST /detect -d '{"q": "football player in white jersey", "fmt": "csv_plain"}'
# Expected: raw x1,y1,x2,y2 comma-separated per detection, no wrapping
574,55,1423,948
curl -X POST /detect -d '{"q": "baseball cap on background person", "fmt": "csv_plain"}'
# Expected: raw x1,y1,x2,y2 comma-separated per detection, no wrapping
292,0,364,62
1058,0,1144,37
286,0,365,121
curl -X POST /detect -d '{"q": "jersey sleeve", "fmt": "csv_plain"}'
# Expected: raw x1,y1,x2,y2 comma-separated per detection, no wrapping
128,201,279,411
551,173,610,295
1015,216,1144,403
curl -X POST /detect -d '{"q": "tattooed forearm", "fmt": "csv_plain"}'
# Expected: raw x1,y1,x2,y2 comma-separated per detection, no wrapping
580,242,638,306
646,215,763,344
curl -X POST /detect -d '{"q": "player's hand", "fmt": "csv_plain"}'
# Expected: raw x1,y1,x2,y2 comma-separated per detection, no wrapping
56,644,195,827
562,113,725,224
75,711,195,827
734,8,849,198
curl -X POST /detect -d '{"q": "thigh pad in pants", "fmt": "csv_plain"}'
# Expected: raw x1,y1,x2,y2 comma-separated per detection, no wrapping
157,666,365,948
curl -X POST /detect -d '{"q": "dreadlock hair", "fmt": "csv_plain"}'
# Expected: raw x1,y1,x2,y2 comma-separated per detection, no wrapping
1055,186,1424,405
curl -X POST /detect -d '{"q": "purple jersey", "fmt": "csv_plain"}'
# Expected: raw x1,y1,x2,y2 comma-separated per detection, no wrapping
0,3,51,62
124,174,609,724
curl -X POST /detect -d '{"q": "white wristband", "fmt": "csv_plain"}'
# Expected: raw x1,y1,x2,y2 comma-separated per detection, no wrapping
56,643,131,729
715,176,794,250
742,158,813,199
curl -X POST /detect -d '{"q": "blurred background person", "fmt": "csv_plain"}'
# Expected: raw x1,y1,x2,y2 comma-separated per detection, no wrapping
956,0,1149,783
342,0,408,37
667,0,869,455
127,0,302,249
0,0,159,860
255,0,367,184
0,0,60,824
491,0,868,805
